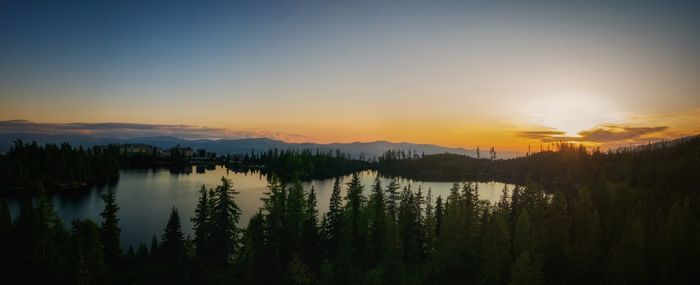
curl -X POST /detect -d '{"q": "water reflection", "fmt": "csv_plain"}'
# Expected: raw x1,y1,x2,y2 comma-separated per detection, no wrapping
8,166,511,248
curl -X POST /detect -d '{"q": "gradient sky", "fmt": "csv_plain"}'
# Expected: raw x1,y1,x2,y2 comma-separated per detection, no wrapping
1,1,699,151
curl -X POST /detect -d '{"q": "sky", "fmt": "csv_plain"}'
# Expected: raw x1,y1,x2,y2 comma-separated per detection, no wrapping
1,0,699,152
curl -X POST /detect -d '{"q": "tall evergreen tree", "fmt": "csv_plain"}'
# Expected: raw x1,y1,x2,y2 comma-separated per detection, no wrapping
542,190,572,284
385,179,400,223
424,188,436,256
398,185,421,268
302,186,320,267
368,176,387,264
479,211,511,285
572,187,602,284
434,195,444,237
608,219,645,284
513,209,535,258
192,185,211,260
287,181,307,249
210,177,241,266
71,219,105,284
161,207,185,259
343,172,367,267
325,177,344,257
99,189,121,265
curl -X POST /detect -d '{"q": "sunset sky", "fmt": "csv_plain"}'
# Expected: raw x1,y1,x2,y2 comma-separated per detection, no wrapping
1,1,699,152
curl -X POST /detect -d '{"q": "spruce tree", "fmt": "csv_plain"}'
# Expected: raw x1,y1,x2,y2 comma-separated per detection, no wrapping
434,195,444,237
302,186,320,267
343,172,367,266
210,177,241,266
161,207,185,259
325,177,344,257
192,185,211,260
99,189,121,265
385,179,400,223
71,219,105,284
479,212,511,285
542,190,572,284
368,176,387,263
572,187,602,283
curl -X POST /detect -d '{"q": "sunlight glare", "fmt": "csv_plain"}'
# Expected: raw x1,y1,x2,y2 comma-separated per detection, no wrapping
525,94,622,136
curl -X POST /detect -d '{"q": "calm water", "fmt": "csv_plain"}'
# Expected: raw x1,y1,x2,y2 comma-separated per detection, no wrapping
8,166,510,248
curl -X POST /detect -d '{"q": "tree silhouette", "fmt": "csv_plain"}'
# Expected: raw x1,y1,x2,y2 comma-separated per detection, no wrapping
161,207,185,260
99,189,121,265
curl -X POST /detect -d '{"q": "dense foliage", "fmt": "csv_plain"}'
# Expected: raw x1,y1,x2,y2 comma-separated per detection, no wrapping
0,141,120,194
2,136,700,284
378,137,700,193
229,148,372,182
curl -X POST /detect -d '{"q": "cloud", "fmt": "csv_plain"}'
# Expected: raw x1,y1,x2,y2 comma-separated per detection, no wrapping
516,130,566,140
578,126,668,142
517,125,669,144
0,120,314,142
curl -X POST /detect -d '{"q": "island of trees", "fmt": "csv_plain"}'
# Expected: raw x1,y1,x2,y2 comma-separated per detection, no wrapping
2,136,699,284
227,148,371,181
0,141,120,194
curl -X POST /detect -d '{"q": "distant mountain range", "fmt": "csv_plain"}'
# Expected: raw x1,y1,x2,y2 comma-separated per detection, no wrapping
0,133,522,159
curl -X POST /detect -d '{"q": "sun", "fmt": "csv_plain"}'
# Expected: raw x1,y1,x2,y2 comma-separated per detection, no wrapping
524,94,622,136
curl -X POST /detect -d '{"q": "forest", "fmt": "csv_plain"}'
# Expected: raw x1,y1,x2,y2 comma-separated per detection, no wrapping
1,136,699,284
377,137,700,194
0,140,120,194
227,148,371,182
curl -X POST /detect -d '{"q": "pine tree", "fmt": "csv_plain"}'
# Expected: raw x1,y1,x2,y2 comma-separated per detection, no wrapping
33,194,68,273
99,189,121,265
572,187,602,283
424,188,436,255
542,190,572,284
398,185,421,267
161,207,185,259
302,186,320,267
514,209,535,258
368,176,387,264
210,176,241,266
150,234,159,259
287,181,306,248
71,219,105,284
385,179,400,223
192,185,211,260
343,172,367,266
239,212,266,282
609,219,645,284
434,195,444,237
479,211,511,285
325,177,344,257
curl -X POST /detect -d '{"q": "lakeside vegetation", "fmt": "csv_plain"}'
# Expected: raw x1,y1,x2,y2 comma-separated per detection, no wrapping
377,137,700,192
227,148,371,182
0,141,120,194
1,136,699,284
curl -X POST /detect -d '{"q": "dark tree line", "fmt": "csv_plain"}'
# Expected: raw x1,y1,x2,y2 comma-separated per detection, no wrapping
2,136,699,284
378,137,700,194
228,148,371,182
0,141,120,194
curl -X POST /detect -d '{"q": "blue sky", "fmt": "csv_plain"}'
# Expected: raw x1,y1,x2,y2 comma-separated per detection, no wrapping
1,1,699,150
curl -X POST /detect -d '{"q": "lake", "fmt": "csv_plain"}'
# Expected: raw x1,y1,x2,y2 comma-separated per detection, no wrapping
8,166,511,248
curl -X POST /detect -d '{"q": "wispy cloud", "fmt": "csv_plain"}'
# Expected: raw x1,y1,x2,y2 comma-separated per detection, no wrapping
0,120,314,142
517,125,669,145
578,126,668,142
516,130,566,140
